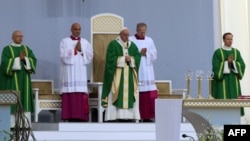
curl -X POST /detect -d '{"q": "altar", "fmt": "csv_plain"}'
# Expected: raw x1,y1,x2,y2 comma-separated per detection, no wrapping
0,91,18,141
155,98,250,141
183,99,250,126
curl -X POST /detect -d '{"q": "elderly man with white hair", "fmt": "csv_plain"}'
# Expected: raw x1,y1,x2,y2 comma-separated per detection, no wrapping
101,27,141,122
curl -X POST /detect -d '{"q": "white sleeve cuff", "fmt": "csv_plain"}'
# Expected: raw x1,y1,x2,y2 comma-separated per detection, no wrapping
231,61,238,73
24,57,31,70
12,57,21,70
117,56,125,67
223,61,230,74
130,57,135,68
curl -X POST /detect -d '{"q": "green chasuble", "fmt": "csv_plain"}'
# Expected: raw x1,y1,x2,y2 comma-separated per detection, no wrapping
0,45,37,113
212,47,245,115
101,39,141,109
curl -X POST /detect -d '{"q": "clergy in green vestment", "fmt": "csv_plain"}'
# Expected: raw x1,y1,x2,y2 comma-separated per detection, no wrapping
101,27,141,121
0,30,37,126
212,32,245,116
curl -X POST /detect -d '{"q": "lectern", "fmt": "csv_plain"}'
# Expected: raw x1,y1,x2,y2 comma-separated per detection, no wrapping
155,98,183,141
0,91,18,141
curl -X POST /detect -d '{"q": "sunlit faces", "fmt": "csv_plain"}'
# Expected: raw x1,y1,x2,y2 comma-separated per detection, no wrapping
120,29,130,42
71,23,81,37
136,26,147,38
12,31,23,44
223,34,233,47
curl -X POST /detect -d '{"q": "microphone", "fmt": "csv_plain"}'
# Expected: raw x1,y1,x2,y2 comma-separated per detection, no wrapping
182,134,195,141
126,42,129,66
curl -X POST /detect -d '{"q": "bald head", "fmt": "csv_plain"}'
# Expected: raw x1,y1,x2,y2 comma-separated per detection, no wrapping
71,23,81,37
12,30,23,44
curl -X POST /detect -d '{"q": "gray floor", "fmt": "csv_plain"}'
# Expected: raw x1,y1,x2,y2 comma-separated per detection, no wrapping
31,110,61,123
30,111,60,131
31,109,99,131
31,122,59,131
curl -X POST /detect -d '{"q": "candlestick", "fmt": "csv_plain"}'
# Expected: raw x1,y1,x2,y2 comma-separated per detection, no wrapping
207,71,214,99
196,70,203,99
185,71,193,99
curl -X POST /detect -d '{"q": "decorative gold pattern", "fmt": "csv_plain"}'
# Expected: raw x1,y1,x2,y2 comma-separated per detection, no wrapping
155,81,171,95
39,94,61,100
0,91,18,104
93,34,117,83
40,102,61,108
183,99,250,108
32,81,53,94
158,94,183,99
92,15,123,33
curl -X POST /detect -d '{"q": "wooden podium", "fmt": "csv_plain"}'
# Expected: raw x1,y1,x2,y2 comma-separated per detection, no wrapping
0,91,18,141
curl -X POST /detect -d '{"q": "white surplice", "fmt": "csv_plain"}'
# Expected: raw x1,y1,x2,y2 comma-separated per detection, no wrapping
129,36,157,92
60,37,93,93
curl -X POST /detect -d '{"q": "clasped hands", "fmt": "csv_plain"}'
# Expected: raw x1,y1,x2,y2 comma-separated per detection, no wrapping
19,50,32,73
19,50,26,60
141,48,147,56
75,40,81,51
228,54,234,63
125,55,131,63
228,54,235,70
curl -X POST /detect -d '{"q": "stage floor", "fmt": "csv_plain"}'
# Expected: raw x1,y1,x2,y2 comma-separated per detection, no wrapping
29,122,197,141
27,109,197,141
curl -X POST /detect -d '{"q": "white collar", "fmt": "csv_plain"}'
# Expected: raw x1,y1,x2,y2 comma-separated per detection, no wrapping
11,43,22,47
116,36,127,44
222,45,232,51
116,36,130,48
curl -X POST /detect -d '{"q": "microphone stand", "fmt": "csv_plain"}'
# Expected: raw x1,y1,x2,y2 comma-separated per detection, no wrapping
182,134,195,141
125,42,129,66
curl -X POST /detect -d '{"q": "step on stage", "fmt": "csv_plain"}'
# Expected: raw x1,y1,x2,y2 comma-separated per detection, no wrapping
30,122,196,141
